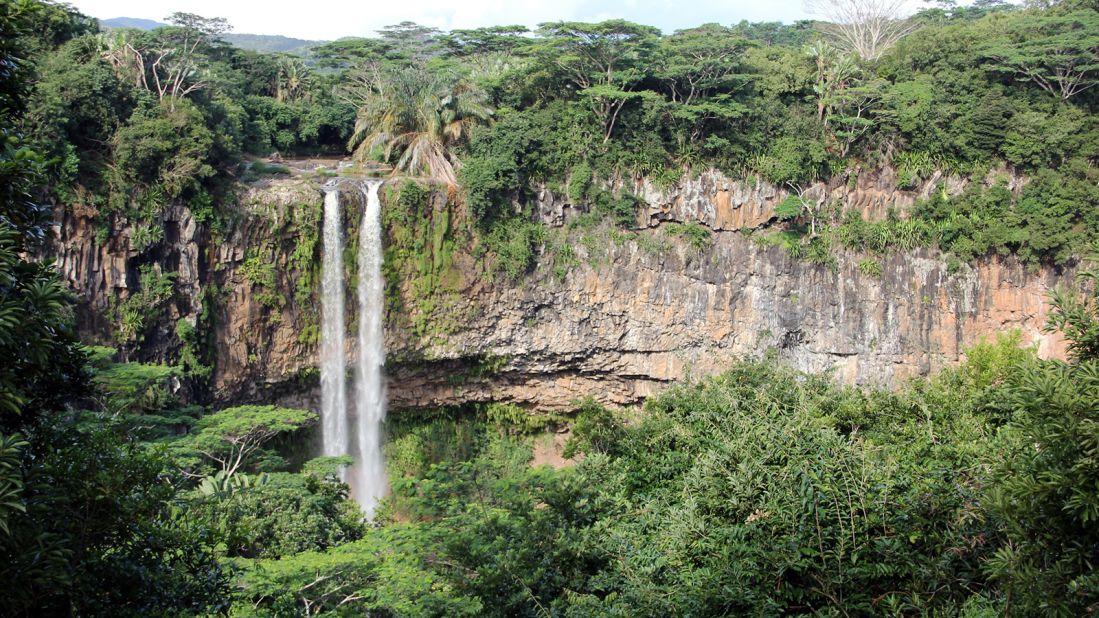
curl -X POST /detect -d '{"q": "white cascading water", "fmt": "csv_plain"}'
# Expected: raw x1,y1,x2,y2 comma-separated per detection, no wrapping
352,180,388,517
319,180,389,518
319,185,348,469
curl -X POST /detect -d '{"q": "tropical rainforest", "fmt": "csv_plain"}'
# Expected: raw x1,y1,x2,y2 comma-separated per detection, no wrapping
2,0,1099,615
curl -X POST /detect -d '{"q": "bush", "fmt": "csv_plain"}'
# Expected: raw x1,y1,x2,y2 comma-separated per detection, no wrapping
857,257,883,277
110,98,218,210
664,221,712,252
249,160,290,176
192,472,364,559
240,251,281,309
483,216,546,281
112,265,176,347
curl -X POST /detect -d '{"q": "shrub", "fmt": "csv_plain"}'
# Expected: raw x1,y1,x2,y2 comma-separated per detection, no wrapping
857,257,883,277
664,221,712,252
191,472,363,559
240,251,280,310
249,160,290,176
483,217,546,281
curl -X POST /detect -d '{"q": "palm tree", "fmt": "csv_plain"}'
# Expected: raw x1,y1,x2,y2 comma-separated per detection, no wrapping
93,30,145,89
275,57,312,103
347,64,492,185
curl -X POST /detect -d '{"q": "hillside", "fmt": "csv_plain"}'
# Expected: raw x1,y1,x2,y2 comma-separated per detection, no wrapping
221,33,322,53
101,16,323,53
100,16,167,29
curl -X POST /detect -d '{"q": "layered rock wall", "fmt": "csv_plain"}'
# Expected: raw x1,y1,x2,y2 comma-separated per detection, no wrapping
45,168,1069,412
386,233,1065,410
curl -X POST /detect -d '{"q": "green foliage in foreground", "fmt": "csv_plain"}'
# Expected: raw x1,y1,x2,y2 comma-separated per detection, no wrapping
41,257,1069,618
182,306,1096,617
3,3,224,612
169,404,317,476
1,422,232,616
7,260,1099,617
207,348,999,616
232,525,483,617
191,471,364,559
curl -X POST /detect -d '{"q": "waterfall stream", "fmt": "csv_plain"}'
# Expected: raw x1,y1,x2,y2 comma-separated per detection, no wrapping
319,180,388,518
352,180,387,517
319,186,348,467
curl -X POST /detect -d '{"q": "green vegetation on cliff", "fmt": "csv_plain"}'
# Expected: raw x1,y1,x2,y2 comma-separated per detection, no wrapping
13,0,1099,368
446,4,1099,271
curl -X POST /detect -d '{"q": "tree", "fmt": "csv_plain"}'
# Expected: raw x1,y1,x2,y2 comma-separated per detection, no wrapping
377,20,442,60
732,19,818,46
192,471,363,559
916,0,1012,23
347,64,492,184
777,183,828,236
829,78,886,156
982,269,1099,614
807,42,884,156
108,97,218,202
1046,257,1099,362
1,424,232,616
974,257,1099,615
310,37,395,69
808,41,854,122
535,20,661,143
26,37,133,187
658,24,751,106
274,55,313,102
236,527,482,616
808,0,920,61
110,12,231,111
173,405,317,476
440,25,531,57
653,24,751,150
981,9,1099,100
0,0,88,429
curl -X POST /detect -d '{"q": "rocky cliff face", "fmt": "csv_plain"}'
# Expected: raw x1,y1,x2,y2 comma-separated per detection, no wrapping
391,237,1064,410
45,166,1069,412
50,199,206,358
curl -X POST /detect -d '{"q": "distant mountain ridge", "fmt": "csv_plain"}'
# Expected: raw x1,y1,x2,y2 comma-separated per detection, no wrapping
100,17,167,30
99,17,323,54
222,34,322,54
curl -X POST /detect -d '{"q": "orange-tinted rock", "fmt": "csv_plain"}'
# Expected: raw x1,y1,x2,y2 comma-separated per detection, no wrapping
44,172,1071,414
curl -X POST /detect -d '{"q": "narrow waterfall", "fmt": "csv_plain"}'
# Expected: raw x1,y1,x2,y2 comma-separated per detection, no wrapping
319,186,348,468
352,180,388,517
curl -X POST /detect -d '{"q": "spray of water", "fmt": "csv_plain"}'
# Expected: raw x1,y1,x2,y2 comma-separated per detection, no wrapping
319,180,389,518
319,186,348,467
352,180,388,517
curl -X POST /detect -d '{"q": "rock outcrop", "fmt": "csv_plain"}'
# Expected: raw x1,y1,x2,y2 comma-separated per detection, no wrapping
50,199,206,359
44,167,1070,412
386,237,1064,410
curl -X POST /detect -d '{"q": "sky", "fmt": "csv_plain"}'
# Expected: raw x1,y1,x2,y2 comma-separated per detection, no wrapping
66,0,823,41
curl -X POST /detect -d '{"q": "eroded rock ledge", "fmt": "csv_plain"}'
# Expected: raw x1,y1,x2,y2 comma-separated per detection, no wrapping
45,167,1067,412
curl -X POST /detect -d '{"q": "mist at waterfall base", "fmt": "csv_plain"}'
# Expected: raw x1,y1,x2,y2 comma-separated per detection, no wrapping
319,179,388,518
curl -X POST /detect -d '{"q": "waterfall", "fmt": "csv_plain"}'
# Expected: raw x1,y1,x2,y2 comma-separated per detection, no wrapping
319,186,348,468
352,180,387,517
318,180,389,518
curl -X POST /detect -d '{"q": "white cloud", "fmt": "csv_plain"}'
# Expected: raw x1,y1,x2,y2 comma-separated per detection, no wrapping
67,0,816,40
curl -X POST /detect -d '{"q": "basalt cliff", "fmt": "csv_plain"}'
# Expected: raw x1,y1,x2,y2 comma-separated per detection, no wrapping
46,165,1069,411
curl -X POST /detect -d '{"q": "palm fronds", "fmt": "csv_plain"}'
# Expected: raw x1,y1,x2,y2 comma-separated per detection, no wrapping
347,64,491,185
